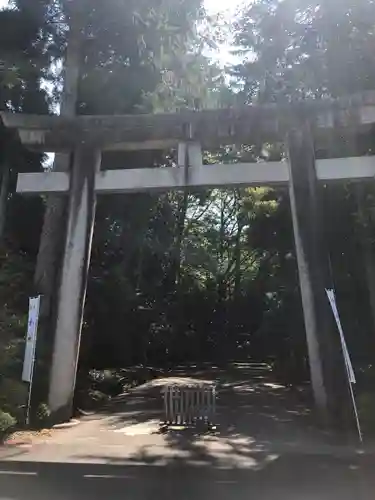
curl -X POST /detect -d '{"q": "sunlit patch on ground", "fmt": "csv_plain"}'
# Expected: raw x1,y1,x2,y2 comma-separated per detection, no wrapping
113,420,160,436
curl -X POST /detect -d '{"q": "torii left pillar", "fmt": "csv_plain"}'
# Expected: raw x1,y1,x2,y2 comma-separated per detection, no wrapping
48,147,101,421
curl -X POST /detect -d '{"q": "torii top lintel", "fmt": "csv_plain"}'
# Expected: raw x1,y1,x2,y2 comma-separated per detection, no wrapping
2,91,375,152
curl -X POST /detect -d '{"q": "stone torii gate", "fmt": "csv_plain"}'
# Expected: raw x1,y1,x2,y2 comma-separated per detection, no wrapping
2,92,375,425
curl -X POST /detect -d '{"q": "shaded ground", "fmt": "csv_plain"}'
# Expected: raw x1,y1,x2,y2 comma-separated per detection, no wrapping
0,363,373,499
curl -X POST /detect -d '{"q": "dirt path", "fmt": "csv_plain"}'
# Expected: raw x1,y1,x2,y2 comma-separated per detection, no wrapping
0,364,373,499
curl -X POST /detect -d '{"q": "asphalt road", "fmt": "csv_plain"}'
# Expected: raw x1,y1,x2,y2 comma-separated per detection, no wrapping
0,454,374,500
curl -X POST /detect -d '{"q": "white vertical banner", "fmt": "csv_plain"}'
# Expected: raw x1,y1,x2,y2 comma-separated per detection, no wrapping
22,296,41,383
325,288,362,443
326,289,356,384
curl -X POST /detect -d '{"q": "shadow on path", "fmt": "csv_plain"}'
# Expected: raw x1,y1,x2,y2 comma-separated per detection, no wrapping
1,363,369,499
94,362,345,462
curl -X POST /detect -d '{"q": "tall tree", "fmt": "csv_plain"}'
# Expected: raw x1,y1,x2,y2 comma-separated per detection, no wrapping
0,0,54,426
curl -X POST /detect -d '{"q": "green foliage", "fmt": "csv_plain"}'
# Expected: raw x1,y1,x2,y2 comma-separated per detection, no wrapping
0,0,51,426
0,243,35,424
358,391,375,432
232,0,375,102
0,308,29,422
230,0,375,378
0,410,16,435
35,403,51,425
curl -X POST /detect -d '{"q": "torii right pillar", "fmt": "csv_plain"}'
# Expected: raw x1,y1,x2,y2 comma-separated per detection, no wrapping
287,117,355,430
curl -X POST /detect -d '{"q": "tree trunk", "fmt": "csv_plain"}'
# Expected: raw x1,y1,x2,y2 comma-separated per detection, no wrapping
355,184,375,337
31,11,82,412
234,191,242,299
217,192,225,296
35,8,82,293
0,164,10,241
175,191,188,286
215,192,228,362
168,192,188,289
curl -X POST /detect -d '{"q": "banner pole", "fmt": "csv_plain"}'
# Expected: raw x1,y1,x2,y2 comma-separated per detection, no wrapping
325,288,363,443
25,330,37,426
23,296,41,426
